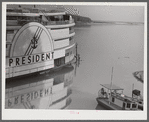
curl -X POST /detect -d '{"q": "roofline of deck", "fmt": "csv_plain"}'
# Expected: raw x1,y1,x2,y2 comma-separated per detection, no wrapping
7,12,66,16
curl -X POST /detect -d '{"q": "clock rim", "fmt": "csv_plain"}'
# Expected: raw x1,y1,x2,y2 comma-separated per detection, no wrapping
10,22,54,57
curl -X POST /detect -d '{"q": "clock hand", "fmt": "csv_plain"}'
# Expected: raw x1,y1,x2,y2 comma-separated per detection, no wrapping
25,27,40,56
29,28,43,55
25,27,40,55
34,27,42,40
24,27,43,56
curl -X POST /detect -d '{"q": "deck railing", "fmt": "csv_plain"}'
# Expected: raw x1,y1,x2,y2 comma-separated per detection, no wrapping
7,19,74,26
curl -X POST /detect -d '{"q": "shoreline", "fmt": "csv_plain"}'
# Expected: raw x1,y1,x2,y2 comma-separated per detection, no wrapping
74,22,144,27
91,20,144,25
74,20,144,27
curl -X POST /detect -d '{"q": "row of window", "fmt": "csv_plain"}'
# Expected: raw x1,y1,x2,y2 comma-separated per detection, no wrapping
112,97,138,109
6,28,74,42
123,102,137,109
7,15,70,21
65,51,73,57
55,46,75,67
54,57,65,67
7,8,63,14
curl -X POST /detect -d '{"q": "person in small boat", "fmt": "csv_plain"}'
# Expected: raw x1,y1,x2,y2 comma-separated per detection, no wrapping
101,88,107,98
101,88,104,95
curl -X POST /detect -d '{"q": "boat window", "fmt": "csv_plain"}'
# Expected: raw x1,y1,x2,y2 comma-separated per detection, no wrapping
7,9,14,12
69,27,74,34
17,16,22,20
7,16,18,20
132,104,137,108
22,16,27,20
54,57,65,67
6,44,11,50
49,16,54,21
65,52,69,56
123,102,125,108
112,97,115,102
28,17,34,21
63,15,69,20
32,17,39,21
70,37,74,41
7,30,14,34
69,27,73,30
126,103,131,108
30,9,39,13
138,105,143,110
6,44,11,57
54,16,59,21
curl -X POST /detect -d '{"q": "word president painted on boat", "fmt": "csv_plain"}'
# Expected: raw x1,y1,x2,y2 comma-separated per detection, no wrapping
8,52,54,67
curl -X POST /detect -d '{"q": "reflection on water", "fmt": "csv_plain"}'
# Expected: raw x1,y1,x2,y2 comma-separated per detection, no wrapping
5,65,75,109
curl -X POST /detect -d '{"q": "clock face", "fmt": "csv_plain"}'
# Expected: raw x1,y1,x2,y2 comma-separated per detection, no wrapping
11,22,54,57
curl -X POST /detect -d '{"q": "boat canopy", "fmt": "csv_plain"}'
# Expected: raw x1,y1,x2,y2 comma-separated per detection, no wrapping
100,84,124,91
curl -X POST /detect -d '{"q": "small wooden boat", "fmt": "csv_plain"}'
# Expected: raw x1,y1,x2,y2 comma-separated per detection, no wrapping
96,84,143,110
133,71,144,83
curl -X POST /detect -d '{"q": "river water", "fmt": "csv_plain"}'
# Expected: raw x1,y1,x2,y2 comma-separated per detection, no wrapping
68,23,144,110
5,23,144,110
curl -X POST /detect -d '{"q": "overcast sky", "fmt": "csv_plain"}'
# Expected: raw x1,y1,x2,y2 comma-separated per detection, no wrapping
69,5,144,22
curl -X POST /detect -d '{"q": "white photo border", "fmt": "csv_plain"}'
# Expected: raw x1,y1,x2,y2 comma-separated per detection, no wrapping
2,2,147,120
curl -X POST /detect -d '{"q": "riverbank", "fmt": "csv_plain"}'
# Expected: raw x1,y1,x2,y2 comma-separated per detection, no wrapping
70,14,143,26
92,20,144,25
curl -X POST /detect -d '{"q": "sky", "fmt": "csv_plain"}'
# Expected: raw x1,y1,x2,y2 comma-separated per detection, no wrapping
68,5,144,22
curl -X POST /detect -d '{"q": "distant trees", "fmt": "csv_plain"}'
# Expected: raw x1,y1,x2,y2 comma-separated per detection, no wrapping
69,14,92,23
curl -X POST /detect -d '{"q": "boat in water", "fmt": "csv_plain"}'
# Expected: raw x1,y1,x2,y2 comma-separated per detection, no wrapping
133,71,144,83
6,6,76,79
96,84,143,110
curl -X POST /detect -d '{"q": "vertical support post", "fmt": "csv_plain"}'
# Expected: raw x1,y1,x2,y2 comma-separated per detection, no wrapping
110,67,114,89
109,67,114,104
76,42,78,58
132,83,134,98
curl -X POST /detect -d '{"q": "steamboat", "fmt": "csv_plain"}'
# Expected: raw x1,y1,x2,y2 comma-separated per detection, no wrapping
6,6,76,79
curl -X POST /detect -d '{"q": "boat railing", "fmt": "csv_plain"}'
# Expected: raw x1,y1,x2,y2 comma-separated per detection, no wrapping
113,93,143,104
7,19,74,26
111,92,133,102
47,19,74,25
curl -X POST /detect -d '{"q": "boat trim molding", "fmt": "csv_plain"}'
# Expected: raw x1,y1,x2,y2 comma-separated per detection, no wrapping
7,23,75,30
